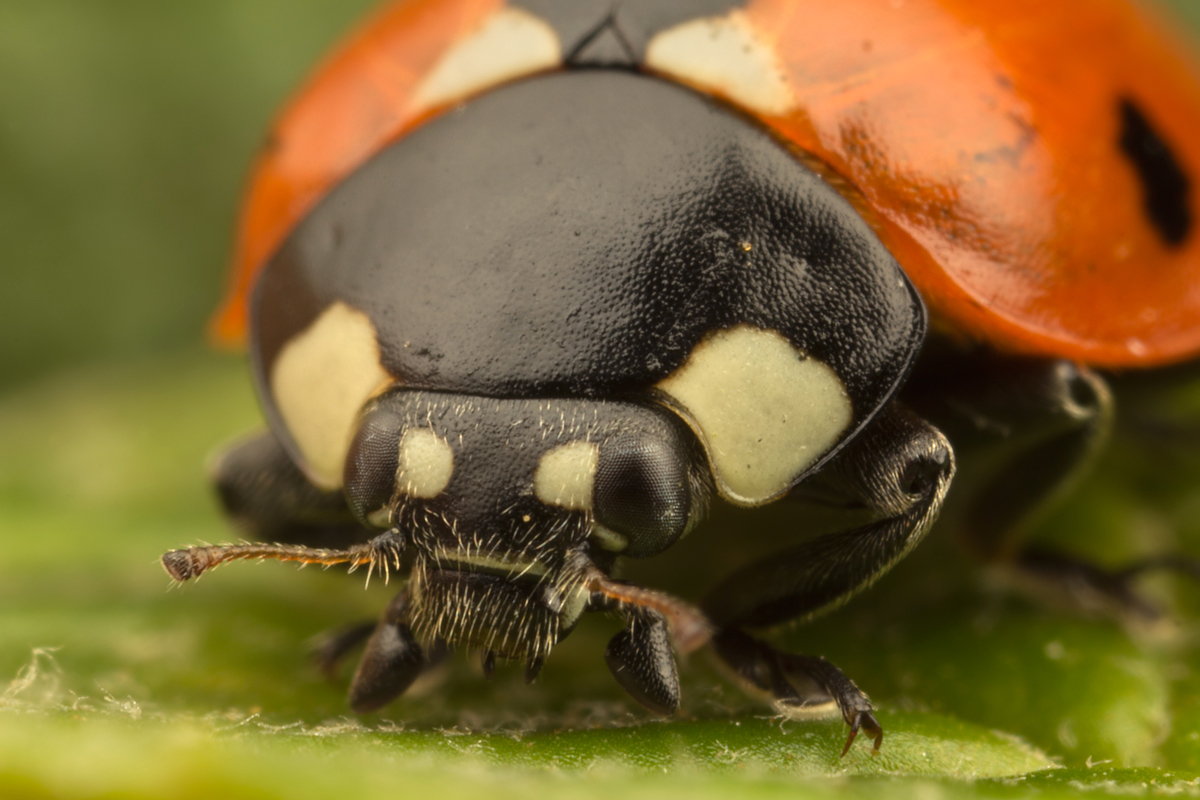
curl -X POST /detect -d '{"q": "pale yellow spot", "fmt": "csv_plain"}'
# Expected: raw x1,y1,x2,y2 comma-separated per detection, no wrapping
535,440,599,511
410,7,561,114
555,582,592,627
444,551,547,579
645,11,795,117
397,428,455,498
656,325,852,506
271,302,391,490
590,523,629,553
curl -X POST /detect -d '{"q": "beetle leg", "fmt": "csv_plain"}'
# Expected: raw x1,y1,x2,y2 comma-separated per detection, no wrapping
1013,549,1200,623
210,429,372,547
702,404,953,754
711,628,881,755
312,621,376,679
903,348,1189,621
580,570,707,715
705,404,954,629
603,608,681,715
903,349,1112,564
348,590,426,713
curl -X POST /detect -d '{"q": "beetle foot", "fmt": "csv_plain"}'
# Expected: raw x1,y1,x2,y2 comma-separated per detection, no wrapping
604,609,681,715
711,628,881,756
839,708,884,757
1014,548,1200,625
349,616,426,713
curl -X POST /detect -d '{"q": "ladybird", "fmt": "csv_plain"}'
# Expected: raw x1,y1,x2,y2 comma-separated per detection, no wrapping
164,0,1200,755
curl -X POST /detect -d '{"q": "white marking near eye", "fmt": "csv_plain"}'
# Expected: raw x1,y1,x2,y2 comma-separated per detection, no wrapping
590,523,629,553
554,582,592,628
644,12,795,117
271,302,392,490
397,427,454,498
535,440,599,511
410,7,561,115
656,325,852,506
366,508,392,528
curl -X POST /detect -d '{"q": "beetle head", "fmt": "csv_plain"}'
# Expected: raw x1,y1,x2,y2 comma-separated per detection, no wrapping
342,389,711,663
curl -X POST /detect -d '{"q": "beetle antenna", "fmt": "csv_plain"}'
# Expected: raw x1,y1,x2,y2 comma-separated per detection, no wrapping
161,530,405,583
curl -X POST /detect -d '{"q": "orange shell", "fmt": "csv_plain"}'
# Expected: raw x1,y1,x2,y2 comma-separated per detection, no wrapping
214,0,1200,368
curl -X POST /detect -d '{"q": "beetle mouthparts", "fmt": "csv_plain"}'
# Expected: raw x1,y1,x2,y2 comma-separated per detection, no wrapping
407,565,567,661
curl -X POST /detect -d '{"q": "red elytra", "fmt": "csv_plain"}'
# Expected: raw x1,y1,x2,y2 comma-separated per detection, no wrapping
212,0,1200,368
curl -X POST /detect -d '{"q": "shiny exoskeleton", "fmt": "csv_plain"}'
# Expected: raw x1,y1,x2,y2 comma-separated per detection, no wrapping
166,0,1200,755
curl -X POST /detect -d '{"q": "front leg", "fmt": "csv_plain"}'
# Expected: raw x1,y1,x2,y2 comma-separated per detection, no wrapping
711,628,881,755
347,590,427,713
703,404,955,750
603,608,681,716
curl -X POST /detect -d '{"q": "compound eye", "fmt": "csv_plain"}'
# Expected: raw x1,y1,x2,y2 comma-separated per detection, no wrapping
594,433,692,558
343,405,403,528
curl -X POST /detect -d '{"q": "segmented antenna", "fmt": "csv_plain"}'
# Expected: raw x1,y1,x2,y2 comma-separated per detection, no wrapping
161,530,405,582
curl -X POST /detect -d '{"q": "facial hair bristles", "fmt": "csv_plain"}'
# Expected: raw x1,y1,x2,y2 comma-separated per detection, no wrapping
406,555,582,665
160,530,405,583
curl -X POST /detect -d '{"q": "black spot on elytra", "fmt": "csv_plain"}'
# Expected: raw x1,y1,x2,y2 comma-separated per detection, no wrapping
1118,97,1192,246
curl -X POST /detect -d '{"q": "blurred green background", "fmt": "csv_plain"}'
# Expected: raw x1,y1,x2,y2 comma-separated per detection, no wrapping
6,1,1200,798
0,0,379,387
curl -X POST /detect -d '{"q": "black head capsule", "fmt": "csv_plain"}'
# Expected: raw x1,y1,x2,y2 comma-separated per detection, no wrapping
339,389,711,665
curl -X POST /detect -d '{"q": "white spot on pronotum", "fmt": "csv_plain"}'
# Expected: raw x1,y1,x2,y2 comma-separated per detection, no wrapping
535,440,600,511
271,302,392,490
397,428,454,499
410,8,561,115
656,325,852,506
644,12,795,117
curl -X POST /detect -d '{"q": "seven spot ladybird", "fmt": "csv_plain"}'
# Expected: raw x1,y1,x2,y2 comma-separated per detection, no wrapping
164,0,1200,754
